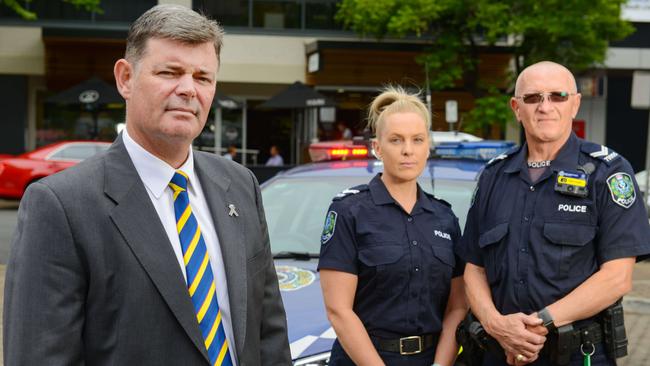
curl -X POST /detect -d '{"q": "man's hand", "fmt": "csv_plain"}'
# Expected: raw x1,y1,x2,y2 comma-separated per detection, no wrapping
506,350,539,365
485,313,546,361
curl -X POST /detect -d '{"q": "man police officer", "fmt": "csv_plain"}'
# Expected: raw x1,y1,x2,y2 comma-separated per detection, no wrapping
461,61,650,366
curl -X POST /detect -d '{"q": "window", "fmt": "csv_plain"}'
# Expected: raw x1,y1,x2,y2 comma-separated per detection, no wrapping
194,0,249,27
305,0,339,30
253,0,301,29
195,0,345,31
0,0,155,23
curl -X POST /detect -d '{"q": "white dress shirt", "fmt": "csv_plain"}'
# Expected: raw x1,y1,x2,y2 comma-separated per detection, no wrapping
123,129,238,365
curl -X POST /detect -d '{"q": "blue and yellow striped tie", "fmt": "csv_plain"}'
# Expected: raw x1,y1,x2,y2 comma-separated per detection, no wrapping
169,170,233,366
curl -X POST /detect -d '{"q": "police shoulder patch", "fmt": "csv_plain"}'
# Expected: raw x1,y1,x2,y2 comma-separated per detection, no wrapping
581,141,619,165
321,210,338,244
607,172,636,208
332,184,369,201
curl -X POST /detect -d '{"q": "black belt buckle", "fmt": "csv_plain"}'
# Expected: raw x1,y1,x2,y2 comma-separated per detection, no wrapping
399,335,423,355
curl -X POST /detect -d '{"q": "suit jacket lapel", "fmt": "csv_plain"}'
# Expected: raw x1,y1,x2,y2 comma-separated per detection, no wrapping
194,154,247,357
104,137,210,363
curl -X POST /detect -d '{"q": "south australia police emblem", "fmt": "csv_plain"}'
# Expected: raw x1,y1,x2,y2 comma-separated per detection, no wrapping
321,211,337,245
607,172,636,209
276,266,315,291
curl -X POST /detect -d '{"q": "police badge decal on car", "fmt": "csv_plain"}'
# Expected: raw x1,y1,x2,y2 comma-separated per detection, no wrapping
607,172,636,209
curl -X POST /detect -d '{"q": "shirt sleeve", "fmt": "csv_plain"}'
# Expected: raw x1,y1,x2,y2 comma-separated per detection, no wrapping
595,157,650,263
317,200,359,274
459,175,485,267
451,216,466,277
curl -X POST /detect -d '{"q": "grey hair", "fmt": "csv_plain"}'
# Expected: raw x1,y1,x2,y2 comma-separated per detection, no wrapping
367,86,431,137
125,4,224,65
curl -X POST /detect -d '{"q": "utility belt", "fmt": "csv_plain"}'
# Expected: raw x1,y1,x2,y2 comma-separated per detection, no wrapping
370,333,439,355
455,300,627,366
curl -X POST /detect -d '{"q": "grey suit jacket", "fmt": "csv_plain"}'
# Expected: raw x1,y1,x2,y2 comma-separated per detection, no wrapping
3,136,291,365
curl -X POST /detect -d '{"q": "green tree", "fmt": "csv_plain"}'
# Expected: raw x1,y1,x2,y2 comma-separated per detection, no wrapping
2,0,102,20
336,0,634,135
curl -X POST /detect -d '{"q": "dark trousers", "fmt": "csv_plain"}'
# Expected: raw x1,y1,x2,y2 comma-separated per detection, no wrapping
329,338,436,366
481,342,616,366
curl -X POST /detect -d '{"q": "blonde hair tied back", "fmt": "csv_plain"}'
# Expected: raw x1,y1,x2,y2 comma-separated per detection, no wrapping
366,85,431,137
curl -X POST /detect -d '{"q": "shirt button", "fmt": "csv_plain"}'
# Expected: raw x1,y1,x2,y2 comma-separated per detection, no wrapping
530,186,535,192
414,266,420,272
407,217,413,222
520,248,527,252
520,279,525,284
524,216,529,222
412,240,418,246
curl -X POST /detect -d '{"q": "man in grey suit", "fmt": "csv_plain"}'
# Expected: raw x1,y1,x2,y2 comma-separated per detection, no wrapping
3,5,291,365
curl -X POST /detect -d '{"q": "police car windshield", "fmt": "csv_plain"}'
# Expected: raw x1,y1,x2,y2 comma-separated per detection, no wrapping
262,176,475,256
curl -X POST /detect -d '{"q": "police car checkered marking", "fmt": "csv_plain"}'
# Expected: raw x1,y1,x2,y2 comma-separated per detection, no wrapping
290,327,336,359
290,335,319,359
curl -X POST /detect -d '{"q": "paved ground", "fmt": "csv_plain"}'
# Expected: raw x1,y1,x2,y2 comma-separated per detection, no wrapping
618,261,650,366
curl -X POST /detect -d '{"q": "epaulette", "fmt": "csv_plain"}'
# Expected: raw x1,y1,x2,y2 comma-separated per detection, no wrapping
421,190,452,208
485,145,521,168
580,141,620,165
332,184,369,201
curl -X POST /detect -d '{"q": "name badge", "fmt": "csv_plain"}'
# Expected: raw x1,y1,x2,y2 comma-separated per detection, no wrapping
555,170,588,198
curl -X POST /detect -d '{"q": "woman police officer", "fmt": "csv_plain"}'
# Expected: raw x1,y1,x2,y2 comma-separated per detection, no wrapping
318,86,467,366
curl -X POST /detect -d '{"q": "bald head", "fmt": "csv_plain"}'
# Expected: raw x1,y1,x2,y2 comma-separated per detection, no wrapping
514,61,577,97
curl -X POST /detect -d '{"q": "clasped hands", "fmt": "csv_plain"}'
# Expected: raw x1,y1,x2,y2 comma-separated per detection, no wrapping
485,312,548,366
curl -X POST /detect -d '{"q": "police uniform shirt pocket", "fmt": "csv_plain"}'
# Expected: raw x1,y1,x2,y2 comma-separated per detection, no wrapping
358,244,407,295
430,246,455,291
542,223,597,277
477,223,509,284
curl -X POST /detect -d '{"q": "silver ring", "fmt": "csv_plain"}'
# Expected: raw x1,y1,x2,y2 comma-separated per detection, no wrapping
516,354,525,362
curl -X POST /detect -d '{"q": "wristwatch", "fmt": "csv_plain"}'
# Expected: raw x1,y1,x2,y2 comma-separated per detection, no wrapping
537,307,556,331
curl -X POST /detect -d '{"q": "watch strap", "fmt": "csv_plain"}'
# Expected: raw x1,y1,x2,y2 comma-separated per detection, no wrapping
538,307,556,330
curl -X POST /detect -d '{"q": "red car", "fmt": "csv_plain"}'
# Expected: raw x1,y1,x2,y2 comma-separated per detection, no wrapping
0,141,111,200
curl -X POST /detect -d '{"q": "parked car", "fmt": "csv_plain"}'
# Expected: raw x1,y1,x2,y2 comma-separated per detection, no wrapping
262,140,514,365
430,131,482,145
0,141,111,200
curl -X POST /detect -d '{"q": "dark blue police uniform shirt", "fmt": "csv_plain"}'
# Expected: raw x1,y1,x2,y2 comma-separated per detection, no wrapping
318,173,465,338
460,133,650,315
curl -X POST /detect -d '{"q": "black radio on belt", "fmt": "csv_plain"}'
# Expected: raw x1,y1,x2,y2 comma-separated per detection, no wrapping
554,170,589,198
602,299,628,359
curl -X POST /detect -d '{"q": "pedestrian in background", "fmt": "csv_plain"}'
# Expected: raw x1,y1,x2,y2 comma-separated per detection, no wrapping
265,145,284,166
3,5,290,365
319,86,467,365
223,145,237,161
461,61,650,366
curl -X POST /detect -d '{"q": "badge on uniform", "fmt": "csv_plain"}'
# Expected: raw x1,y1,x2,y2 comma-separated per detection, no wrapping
554,170,588,198
607,172,636,208
321,211,337,245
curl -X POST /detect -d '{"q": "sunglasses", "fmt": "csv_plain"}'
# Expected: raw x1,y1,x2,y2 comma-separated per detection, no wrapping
516,91,576,104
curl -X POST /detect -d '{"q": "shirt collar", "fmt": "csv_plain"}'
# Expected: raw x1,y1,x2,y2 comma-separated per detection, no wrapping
503,132,580,174
369,174,394,205
368,173,435,213
122,128,196,198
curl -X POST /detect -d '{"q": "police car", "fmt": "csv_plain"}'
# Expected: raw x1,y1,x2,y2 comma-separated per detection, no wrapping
261,139,514,365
